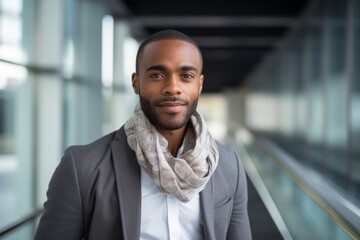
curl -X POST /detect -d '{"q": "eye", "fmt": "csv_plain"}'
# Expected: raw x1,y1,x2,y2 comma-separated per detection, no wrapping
181,73,195,79
149,73,163,79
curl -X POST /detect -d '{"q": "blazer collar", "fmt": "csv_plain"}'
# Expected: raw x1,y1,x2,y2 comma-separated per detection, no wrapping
111,127,141,240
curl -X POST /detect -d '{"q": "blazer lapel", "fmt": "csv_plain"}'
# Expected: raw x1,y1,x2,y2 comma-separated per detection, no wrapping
200,178,216,240
111,128,141,240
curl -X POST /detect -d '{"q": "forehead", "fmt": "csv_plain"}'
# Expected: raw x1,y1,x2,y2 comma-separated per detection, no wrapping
139,39,202,71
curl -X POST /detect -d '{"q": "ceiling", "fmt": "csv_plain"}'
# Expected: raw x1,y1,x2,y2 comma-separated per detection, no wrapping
110,0,310,93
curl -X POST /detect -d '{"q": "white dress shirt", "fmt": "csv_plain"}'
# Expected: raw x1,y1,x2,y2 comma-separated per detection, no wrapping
140,146,204,240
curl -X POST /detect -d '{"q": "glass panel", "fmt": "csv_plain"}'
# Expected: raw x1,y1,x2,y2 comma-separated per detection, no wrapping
304,2,325,173
323,0,348,189
350,0,360,200
63,80,84,147
241,0,360,232
63,80,104,147
0,63,35,228
0,0,38,237
0,0,26,63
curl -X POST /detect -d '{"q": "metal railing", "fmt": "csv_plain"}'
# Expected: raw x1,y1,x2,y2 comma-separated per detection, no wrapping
0,208,43,237
228,126,360,240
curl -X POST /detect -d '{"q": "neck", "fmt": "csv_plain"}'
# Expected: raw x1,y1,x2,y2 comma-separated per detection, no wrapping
157,126,188,156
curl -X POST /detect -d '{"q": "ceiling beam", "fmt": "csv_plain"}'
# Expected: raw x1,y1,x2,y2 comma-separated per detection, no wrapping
129,16,298,27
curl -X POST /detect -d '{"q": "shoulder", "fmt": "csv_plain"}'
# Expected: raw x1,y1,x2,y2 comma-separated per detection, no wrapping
214,140,245,189
216,141,237,158
215,140,242,170
63,127,126,170
57,127,128,192
66,127,124,158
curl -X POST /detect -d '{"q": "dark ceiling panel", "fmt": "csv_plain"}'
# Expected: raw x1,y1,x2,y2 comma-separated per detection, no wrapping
123,0,308,17
115,0,309,92
129,16,298,28
201,48,270,61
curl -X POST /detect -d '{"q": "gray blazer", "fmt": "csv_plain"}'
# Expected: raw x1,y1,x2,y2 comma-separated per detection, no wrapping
34,127,251,240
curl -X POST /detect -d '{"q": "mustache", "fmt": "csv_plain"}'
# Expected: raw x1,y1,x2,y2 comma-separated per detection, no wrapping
155,96,187,105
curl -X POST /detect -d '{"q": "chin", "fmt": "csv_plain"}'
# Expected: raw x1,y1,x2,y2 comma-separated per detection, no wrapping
156,117,188,131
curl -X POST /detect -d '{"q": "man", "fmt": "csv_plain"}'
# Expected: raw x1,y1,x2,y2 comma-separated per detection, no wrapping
34,30,251,240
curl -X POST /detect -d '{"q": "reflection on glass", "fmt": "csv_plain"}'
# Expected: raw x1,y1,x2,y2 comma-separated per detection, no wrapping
101,15,114,88
0,0,25,62
243,0,359,213
301,3,325,175
0,0,34,235
323,0,348,190
0,70,34,230
350,0,360,200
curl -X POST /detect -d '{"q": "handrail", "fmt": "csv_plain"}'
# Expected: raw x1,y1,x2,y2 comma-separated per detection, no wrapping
0,208,43,237
230,126,360,239
228,134,293,240
253,136,360,239
0,58,58,75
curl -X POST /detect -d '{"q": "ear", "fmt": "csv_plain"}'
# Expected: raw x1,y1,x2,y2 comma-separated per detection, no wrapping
199,74,204,94
132,72,140,94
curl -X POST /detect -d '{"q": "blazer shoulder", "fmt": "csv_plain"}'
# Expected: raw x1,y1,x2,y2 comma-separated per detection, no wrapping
67,127,124,157
216,140,242,169
216,140,236,157
64,127,127,169
215,140,245,187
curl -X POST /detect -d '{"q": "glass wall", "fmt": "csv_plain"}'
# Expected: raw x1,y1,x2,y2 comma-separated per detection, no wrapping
350,0,360,202
323,0,348,191
0,0,137,239
0,0,36,239
241,0,360,234
304,4,324,173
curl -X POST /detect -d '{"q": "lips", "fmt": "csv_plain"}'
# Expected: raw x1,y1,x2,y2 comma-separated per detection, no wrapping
157,101,186,113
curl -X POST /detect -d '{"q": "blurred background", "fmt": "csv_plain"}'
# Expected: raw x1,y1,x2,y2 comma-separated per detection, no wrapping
0,0,359,239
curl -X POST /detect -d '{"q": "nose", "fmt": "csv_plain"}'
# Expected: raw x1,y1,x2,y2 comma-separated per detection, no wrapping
162,75,181,95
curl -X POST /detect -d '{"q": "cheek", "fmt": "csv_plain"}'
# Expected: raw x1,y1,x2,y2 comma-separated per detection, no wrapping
187,83,202,97
139,82,157,96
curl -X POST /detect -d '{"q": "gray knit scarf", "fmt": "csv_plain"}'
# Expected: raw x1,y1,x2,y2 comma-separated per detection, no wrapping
124,103,219,202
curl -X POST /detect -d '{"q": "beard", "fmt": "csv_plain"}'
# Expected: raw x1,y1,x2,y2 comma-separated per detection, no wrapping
140,94,198,131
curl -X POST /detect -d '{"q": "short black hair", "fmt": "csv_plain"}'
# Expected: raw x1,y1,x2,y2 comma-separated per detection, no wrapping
135,30,203,73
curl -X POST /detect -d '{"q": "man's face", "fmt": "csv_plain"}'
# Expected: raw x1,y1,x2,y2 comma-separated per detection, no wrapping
132,39,204,133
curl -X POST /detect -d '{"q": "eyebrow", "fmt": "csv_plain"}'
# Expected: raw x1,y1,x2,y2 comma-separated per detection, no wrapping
145,65,199,73
145,65,167,72
180,66,198,72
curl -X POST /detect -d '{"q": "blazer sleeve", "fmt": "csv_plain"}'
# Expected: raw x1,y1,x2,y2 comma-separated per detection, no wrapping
227,150,252,240
34,148,83,240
